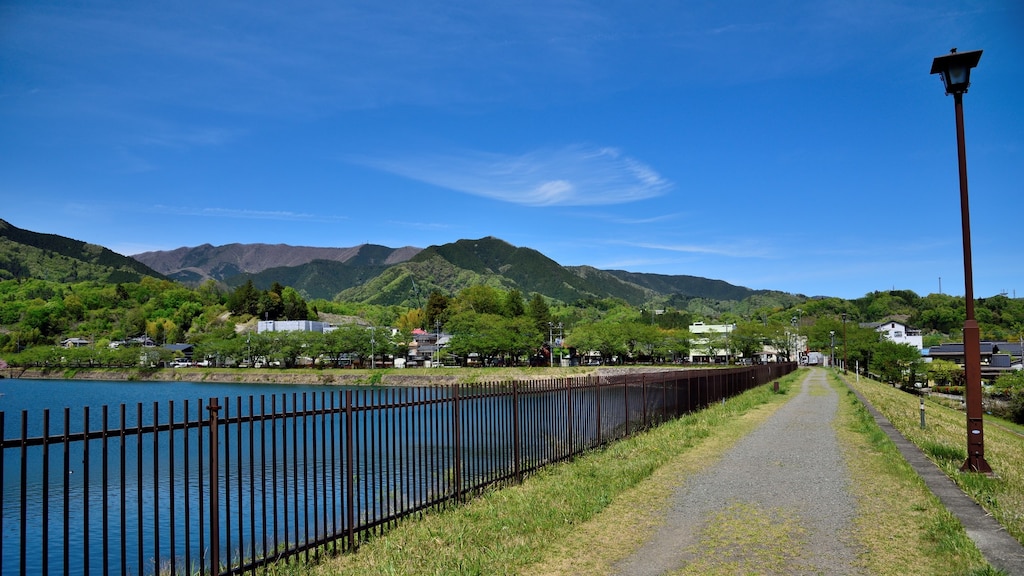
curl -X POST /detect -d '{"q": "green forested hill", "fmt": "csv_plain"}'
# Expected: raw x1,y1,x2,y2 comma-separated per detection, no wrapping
0,219,165,283
226,259,392,300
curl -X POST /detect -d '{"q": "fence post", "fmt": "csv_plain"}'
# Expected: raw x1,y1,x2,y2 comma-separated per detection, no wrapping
207,398,221,576
344,390,355,550
513,382,521,482
566,378,573,457
453,384,462,502
641,373,648,428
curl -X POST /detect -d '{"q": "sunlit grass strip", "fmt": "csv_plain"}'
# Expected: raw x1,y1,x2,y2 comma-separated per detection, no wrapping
263,371,804,575
828,372,994,575
844,372,1024,547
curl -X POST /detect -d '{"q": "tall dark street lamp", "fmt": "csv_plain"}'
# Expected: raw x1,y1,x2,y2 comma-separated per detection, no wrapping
930,47,991,473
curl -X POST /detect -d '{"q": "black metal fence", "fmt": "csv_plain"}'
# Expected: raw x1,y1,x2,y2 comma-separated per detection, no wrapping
0,364,794,575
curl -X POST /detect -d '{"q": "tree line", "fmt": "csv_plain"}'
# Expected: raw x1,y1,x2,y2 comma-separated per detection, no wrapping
1,277,1022,373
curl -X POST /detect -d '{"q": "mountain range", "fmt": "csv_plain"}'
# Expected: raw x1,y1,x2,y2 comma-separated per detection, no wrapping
134,235,772,306
0,219,165,283
1,219,777,306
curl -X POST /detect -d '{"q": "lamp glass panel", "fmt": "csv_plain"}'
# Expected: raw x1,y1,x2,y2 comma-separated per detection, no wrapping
947,65,968,86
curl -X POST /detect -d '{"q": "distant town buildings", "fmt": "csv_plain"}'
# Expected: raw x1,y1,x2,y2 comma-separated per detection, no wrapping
257,320,335,334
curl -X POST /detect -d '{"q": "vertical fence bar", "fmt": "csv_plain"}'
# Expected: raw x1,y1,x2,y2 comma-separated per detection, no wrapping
319,392,327,550
184,400,192,576
344,390,355,550
0,412,4,576
83,406,90,576
224,398,233,573
207,397,221,576
329,392,337,553
235,396,243,571
271,395,279,556
152,403,159,576
197,398,206,575
259,395,268,562
136,404,143,576
119,405,126,576
623,376,630,439
168,401,176,576
248,396,257,566
452,385,462,502
20,412,29,576
291,393,299,551
101,407,108,576
41,410,49,576
641,374,648,429
565,379,573,458
512,382,521,482
63,408,71,576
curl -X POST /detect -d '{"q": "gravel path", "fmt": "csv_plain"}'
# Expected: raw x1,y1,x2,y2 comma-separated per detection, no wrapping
613,369,864,575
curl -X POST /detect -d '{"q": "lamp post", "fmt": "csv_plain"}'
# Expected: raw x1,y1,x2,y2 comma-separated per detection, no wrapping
842,313,848,374
830,330,836,368
370,326,376,370
435,320,442,368
548,322,554,367
930,47,991,473
791,316,799,364
557,322,564,366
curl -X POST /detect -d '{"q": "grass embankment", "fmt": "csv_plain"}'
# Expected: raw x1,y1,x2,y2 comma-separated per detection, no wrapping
264,368,999,575
843,372,1024,548
828,371,996,576
264,370,803,575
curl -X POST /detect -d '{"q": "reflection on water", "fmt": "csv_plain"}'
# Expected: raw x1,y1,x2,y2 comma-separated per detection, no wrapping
2,377,655,575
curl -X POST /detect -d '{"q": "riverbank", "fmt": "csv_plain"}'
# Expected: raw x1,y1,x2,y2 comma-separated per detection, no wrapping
4,365,618,387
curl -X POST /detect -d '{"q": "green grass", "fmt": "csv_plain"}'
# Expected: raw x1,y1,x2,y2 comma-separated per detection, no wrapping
261,368,1006,575
844,371,1024,547
828,371,994,575
262,370,804,575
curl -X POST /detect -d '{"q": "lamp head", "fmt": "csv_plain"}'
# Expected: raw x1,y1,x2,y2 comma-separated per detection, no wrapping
930,48,982,95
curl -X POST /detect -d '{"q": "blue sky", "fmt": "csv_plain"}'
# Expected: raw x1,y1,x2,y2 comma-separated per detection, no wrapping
2,1,1022,300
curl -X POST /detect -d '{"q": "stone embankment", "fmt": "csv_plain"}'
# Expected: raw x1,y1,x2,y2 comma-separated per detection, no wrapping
4,366,620,387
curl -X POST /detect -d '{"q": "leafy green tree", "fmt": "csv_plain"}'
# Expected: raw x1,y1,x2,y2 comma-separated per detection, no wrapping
567,319,626,364
504,288,526,317
227,279,260,316
731,321,768,363
526,293,552,331
280,286,312,320
926,359,963,387
869,340,923,388
424,290,450,328
257,290,284,320
454,285,504,316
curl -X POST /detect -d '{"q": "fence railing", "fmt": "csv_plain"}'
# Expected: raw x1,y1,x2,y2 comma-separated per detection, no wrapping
1,364,794,575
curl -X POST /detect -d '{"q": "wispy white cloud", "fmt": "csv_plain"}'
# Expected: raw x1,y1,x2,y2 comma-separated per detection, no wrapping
152,205,348,222
588,211,687,225
383,219,454,232
618,240,773,259
355,145,671,207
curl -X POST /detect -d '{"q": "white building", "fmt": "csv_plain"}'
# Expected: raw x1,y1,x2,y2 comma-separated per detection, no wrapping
864,320,923,350
257,320,335,334
687,322,736,363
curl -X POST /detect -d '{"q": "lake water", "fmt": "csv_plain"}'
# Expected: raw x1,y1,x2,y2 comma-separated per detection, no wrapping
0,379,354,437
1,377,619,576
0,379,389,576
